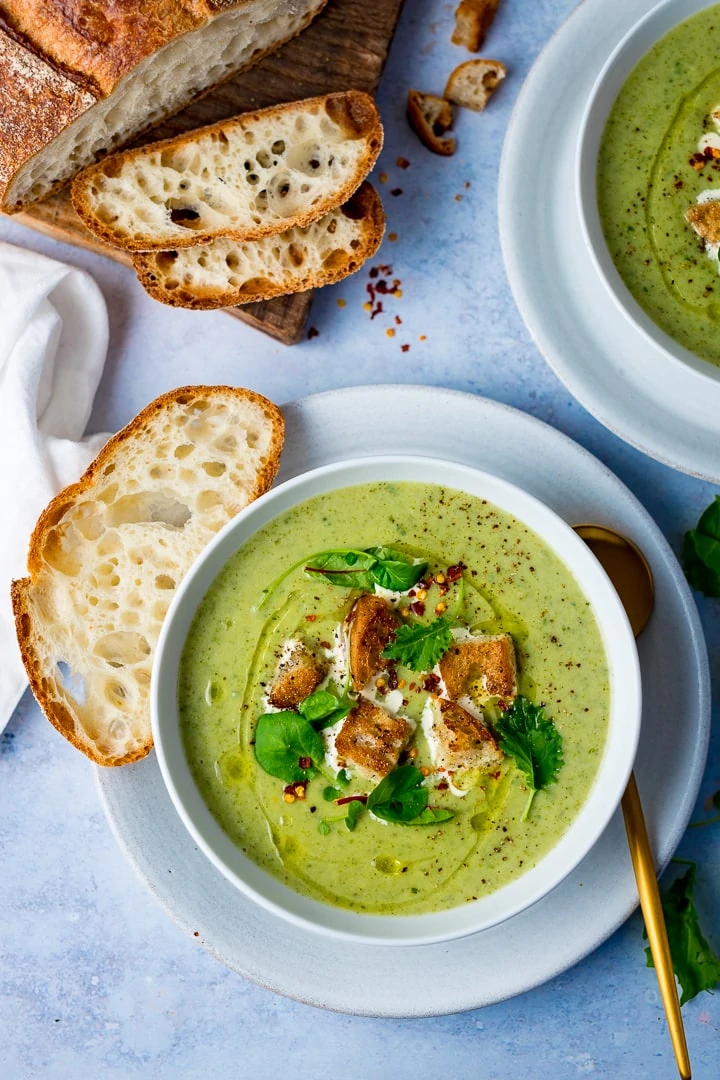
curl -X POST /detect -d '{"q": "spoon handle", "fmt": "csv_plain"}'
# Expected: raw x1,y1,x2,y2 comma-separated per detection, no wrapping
621,772,691,1080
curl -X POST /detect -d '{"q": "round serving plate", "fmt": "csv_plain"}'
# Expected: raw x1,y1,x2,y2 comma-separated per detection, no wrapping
499,0,720,482
97,385,710,1016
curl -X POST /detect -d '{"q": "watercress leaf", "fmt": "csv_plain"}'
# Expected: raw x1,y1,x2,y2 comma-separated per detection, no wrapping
318,820,332,836
336,769,351,789
644,863,720,1006
323,786,339,802
495,697,564,816
367,765,429,823
254,712,326,784
381,615,454,672
405,806,455,825
345,799,365,831
298,687,353,730
682,496,720,597
303,550,377,590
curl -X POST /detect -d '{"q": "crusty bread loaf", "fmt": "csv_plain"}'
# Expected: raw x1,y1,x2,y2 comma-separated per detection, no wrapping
445,59,506,111
70,91,383,251
133,181,384,309
0,0,328,212
11,386,284,767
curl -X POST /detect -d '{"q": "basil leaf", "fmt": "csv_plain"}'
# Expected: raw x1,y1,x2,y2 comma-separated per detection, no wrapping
682,496,720,597
381,615,454,672
298,687,353,731
304,550,377,590
405,806,455,825
495,697,564,820
367,765,429,823
644,863,720,1005
345,799,365,831
254,712,325,783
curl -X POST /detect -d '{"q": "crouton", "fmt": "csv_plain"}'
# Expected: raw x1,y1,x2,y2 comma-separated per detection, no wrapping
407,90,456,156
445,59,507,112
425,698,502,773
334,697,414,779
347,593,400,689
267,640,325,710
686,199,720,244
439,633,517,701
451,0,500,52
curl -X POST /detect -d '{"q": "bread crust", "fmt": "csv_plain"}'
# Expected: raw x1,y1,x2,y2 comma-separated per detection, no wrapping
444,58,507,112
70,91,384,250
406,90,455,156
11,385,285,766
132,181,385,310
0,1,328,212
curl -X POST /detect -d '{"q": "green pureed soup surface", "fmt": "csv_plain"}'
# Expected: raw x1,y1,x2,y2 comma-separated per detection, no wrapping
598,5,720,366
179,482,610,916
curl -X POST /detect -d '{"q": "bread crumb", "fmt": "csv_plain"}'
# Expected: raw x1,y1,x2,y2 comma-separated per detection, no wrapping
395,314,402,325
336,298,346,308
419,334,427,341
386,328,396,338
396,157,410,169
388,232,398,242
455,194,463,202
380,171,389,183
401,344,410,352
307,326,319,339
391,188,403,197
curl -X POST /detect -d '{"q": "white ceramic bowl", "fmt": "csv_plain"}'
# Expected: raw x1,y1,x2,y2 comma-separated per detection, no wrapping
576,0,720,385
152,456,641,946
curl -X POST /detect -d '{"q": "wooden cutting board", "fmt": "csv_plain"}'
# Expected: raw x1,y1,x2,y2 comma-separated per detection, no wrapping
13,0,405,345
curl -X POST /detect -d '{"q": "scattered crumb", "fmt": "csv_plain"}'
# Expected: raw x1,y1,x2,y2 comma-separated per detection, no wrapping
419,334,427,342
336,298,346,308
464,180,471,189
386,328,396,338
455,194,463,202
379,171,389,183
390,188,403,197
307,326,319,339
363,301,372,312
396,156,410,169
401,344,410,352
388,232,398,242
394,314,402,325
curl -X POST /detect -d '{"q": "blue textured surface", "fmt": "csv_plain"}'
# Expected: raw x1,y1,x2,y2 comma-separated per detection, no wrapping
1,1,719,1077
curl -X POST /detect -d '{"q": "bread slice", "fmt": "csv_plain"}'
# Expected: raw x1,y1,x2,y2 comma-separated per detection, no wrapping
70,91,384,251
0,0,328,212
407,91,456,156
133,181,385,309
451,0,500,52
11,386,284,767
445,60,507,111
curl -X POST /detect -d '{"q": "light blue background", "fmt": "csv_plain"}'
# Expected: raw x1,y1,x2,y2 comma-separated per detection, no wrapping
1,1,718,1077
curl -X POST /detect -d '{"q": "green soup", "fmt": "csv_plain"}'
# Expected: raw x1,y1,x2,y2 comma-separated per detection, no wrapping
598,4,720,366
179,482,610,916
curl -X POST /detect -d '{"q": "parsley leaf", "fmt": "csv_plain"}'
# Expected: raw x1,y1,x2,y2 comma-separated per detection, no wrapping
298,687,353,730
254,712,325,783
381,615,454,672
303,546,427,593
495,696,564,820
644,863,720,1006
682,496,720,597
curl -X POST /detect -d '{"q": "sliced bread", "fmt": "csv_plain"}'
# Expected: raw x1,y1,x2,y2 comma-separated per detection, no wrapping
11,386,284,767
70,91,384,251
445,60,507,111
133,181,385,309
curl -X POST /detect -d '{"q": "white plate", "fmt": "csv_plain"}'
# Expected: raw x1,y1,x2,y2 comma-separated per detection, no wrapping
499,0,720,482
97,385,710,1016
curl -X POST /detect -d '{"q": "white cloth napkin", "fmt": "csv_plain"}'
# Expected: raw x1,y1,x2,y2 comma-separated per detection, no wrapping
0,243,110,731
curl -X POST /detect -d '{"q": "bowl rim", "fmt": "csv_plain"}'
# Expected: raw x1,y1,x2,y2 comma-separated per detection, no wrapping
151,454,642,947
575,0,720,387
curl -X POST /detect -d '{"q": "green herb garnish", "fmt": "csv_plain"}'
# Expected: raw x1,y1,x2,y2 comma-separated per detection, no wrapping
495,696,564,820
381,614,454,672
298,687,353,730
254,711,325,783
644,862,720,1005
345,799,365,831
682,496,720,596
318,819,332,836
304,546,428,593
366,765,453,825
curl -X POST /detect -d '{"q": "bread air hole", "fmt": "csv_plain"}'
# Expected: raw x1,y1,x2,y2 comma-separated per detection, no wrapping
94,631,151,667
105,491,192,528
202,461,226,477
155,574,176,590
104,678,130,710
174,443,194,459
43,526,82,576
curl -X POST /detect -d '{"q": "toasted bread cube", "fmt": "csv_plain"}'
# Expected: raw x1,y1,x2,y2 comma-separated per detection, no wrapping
451,0,500,52
347,593,400,689
267,640,325,710
425,698,502,773
445,59,507,112
407,90,456,156
334,697,413,779
686,199,720,244
439,633,517,701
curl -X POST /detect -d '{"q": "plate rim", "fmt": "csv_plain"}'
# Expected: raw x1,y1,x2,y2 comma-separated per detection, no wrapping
96,384,711,1016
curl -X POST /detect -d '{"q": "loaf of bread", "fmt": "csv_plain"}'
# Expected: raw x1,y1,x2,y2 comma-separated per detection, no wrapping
133,181,384,309
0,0,328,213
11,386,284,766
70,91,383,251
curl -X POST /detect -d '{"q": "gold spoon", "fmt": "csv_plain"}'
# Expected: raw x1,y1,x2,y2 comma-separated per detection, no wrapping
574,525,690,1080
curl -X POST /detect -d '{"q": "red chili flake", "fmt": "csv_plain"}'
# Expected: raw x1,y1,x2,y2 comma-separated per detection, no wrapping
305,614,317,622
371,301,384,320
390,188,403,197
394,314,402,325
491,771,501,781
445,562,466,582
408,589,416,597
402,698,409,707
496,700,510,712
193,931,199,937
387,667,399,691
379,264,393,275
307,326,319,339
298,758,312,770
336,793,368,806
409,682,417,692
376,279,390,294
319,640,332,649
401,344,410,353
437,781,449,791
369,266,379,279
704,146,716,159
397,156,411,169
410,601,426,616
284,781,307,799
423,673,441,692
